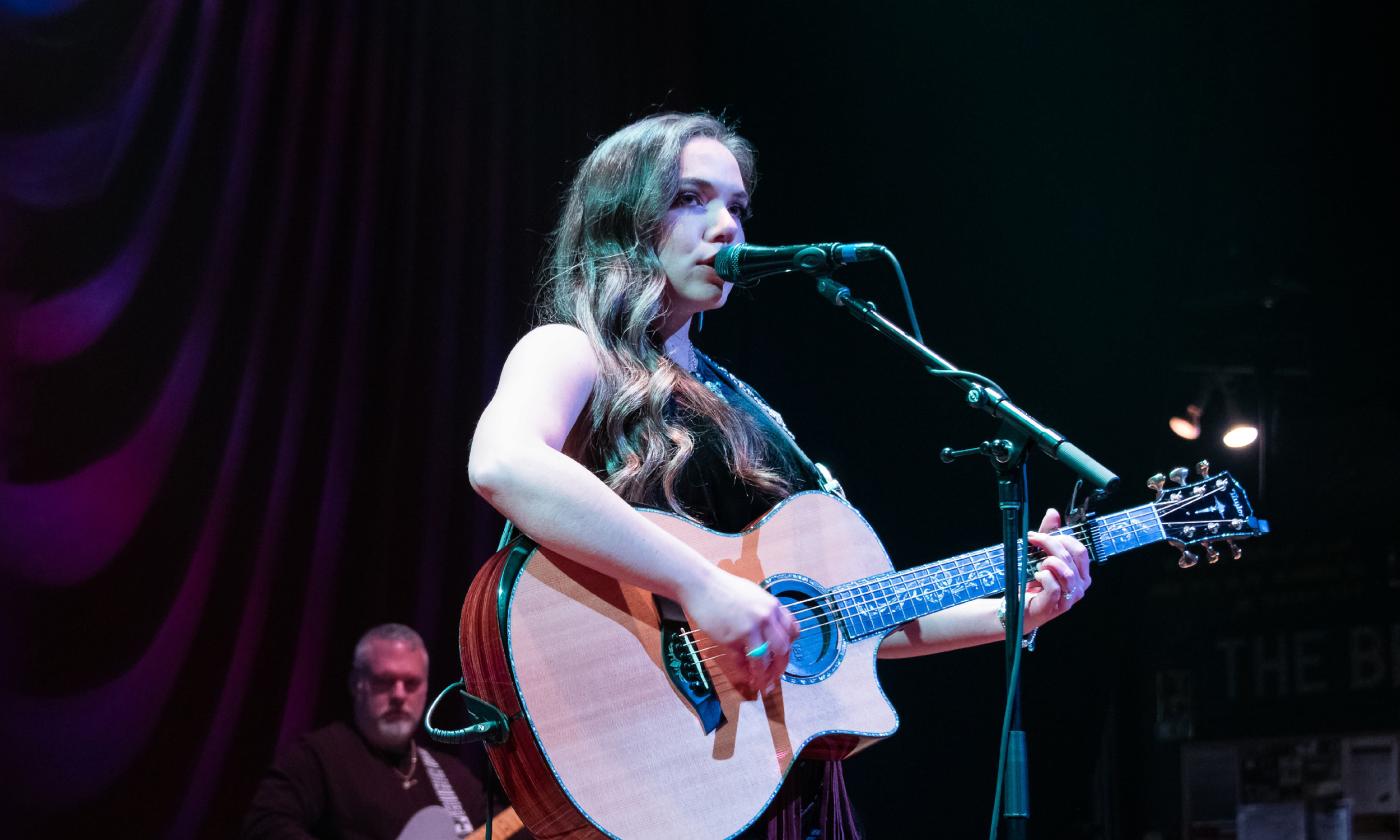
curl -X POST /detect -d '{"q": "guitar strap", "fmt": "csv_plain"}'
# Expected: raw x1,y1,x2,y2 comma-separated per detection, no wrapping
694,349,846,499
417,748,474,837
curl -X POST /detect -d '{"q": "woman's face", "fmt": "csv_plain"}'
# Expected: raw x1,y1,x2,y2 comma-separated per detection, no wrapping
655,137,749,335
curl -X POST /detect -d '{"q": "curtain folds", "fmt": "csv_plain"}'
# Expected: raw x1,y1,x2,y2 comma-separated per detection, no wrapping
1,1,698,834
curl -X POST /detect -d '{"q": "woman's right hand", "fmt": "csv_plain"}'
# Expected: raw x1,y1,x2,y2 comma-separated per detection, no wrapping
680,567,799,698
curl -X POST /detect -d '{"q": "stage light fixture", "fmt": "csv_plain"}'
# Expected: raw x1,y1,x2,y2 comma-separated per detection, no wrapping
1167,374,1259,449
1222,423,1259,448
1169,404,1203,441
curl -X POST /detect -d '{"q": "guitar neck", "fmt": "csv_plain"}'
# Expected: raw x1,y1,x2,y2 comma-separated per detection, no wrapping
830,502,1165,640
465,805,524,840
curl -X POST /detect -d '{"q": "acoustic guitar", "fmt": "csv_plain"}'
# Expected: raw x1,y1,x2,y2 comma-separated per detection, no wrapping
395,804,525,840
458,469,1266,839
466,805,526,840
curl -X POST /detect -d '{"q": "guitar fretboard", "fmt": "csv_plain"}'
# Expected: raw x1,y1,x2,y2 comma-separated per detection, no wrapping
829,503,1165,640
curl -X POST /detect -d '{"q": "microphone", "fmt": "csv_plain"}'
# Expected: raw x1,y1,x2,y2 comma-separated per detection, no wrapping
713,242,883,287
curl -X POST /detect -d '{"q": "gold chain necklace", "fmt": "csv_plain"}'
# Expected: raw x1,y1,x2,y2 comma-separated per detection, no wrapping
393,744,418,790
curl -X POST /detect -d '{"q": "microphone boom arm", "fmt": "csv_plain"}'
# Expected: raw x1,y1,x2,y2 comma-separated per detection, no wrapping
813,276,1119,494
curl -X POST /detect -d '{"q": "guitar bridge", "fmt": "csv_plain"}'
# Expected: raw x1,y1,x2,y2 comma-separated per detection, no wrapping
656,597,725,735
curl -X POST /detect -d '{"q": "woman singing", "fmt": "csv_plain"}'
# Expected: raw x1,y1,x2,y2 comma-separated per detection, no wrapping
468,112,1090,839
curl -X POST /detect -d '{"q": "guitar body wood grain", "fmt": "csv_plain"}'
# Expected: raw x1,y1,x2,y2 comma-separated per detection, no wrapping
459,493,899,840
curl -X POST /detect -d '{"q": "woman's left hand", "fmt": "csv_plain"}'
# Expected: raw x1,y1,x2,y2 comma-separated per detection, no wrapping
1021,508,1092,631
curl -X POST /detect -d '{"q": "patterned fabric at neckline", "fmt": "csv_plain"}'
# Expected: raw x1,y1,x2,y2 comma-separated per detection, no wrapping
692,349,797,439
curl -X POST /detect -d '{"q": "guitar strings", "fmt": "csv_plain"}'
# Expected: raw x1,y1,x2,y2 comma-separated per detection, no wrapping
673,503,1139,649
683,508,1246,661
677,490,1225,650
675,505,1170,658
687,512,1249,668
678,489,1226,644
675,492,1240,661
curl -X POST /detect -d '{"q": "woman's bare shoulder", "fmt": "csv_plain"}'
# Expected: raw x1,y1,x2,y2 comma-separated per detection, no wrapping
513,323,595,355
505,323,598,373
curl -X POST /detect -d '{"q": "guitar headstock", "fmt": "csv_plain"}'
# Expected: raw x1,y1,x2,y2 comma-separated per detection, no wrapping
1148,460,1269,568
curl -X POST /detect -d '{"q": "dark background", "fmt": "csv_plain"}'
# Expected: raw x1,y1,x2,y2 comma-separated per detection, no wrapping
1,1,1395,837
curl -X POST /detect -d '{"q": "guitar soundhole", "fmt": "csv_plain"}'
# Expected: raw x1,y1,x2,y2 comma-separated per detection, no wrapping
767,574,844,684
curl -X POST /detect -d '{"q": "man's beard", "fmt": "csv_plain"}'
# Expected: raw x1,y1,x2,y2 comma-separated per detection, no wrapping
369,715,415,749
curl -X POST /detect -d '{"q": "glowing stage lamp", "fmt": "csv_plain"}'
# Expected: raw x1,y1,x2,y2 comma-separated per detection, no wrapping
1169,405,1203,441
1170,372,1263,449
1222,424,1259,448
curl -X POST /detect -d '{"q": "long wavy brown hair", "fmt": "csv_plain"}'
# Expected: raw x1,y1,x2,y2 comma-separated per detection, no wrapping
537,113,789,516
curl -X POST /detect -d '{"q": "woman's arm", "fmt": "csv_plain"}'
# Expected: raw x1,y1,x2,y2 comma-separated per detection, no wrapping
877,508,1092,659
468,324,795,694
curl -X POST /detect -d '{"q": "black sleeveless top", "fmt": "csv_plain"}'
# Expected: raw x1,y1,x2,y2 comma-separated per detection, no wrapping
643,349,823,532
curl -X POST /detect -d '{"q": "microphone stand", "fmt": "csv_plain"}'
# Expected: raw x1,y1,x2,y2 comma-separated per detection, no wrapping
811,275,1119,840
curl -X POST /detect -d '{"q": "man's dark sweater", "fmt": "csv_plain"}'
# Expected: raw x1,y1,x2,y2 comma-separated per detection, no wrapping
242,721,489,840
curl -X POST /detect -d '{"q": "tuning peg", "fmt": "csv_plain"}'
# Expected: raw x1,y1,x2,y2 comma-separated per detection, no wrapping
1169,538,1200,569
1169,467,1190,486
1204,542,1221,564
1196,460,1211,478
1225,539,1243,560
1148,473,1167,499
